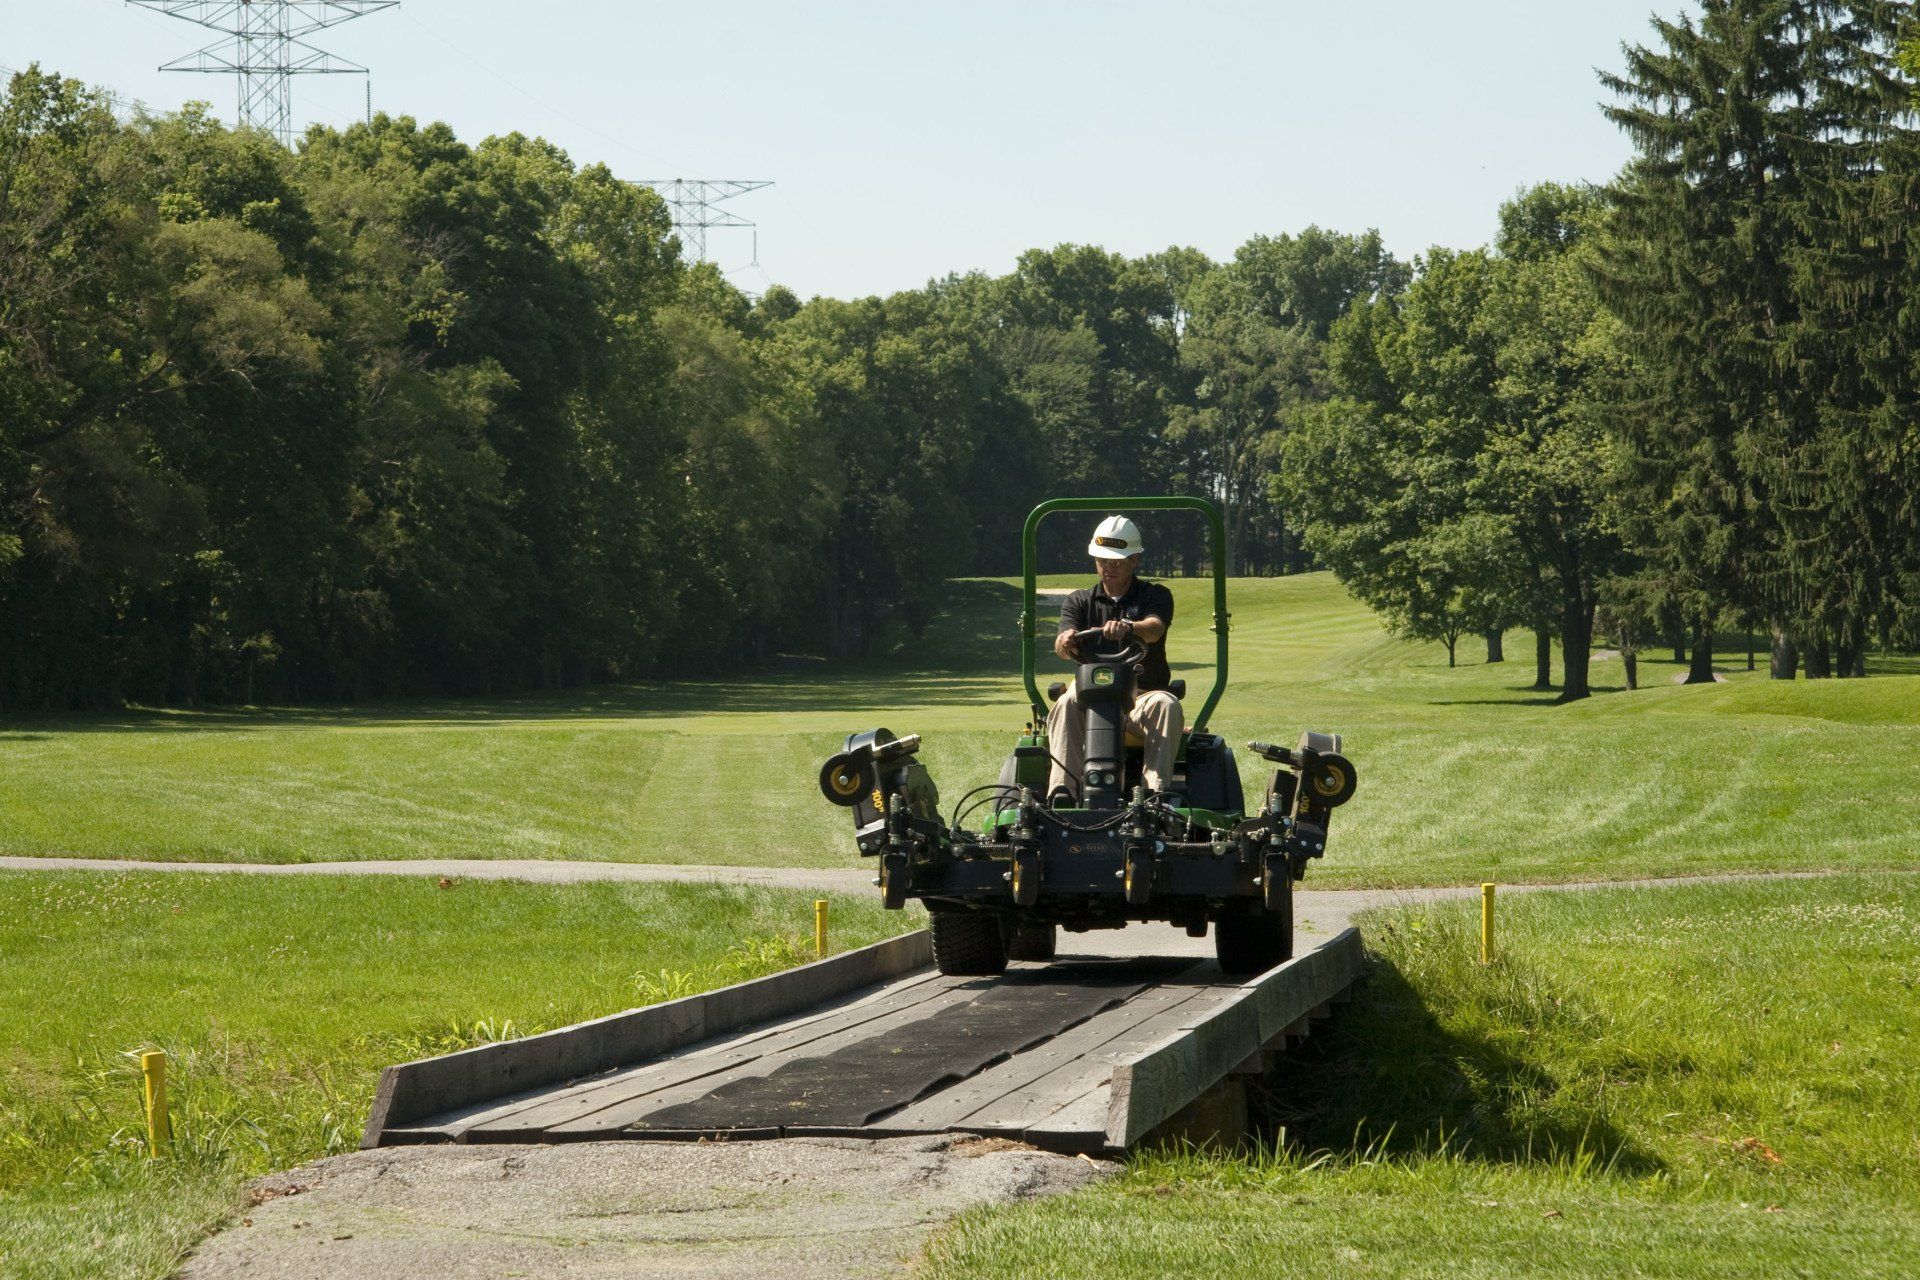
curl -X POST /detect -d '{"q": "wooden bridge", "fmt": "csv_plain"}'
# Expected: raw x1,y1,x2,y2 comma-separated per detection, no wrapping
364,923,1365,1156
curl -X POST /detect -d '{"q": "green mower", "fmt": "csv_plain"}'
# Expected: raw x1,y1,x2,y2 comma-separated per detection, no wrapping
819,496,1356,976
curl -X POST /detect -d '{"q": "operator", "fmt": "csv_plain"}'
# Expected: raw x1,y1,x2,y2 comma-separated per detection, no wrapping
1047,515,1184,805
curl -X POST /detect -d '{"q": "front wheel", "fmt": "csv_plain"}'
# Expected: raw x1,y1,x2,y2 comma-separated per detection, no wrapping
931,911,1008,976
1214,895,1293,976
1006,920,1057,962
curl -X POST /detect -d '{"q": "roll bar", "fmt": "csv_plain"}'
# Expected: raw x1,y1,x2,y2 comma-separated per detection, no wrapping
1020,496,1229,732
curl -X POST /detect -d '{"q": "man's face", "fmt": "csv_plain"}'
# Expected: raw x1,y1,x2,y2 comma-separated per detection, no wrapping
1096,554,1140,595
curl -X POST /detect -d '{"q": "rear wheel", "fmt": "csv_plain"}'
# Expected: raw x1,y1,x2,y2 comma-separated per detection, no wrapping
1215,893,1293,976
1006,920,1057,962
931,911,1009,976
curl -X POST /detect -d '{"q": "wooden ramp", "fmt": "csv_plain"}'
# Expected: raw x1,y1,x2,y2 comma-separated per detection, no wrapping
365,927,1365,1156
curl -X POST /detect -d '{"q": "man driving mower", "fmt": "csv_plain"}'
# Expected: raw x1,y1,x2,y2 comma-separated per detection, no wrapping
1047,515,1183,806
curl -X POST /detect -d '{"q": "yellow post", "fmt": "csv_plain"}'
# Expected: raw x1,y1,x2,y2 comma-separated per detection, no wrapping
814,899,829,958
1480,883,1497,966
140,1050,171,1158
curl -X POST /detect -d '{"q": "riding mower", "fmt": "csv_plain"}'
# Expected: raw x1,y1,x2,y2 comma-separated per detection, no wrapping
818,496,1356,977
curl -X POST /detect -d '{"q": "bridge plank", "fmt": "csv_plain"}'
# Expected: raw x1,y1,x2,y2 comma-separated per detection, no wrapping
439,969,967,1141
886,967,1218,1130
1104,929,1363,1149
364,928,933,1145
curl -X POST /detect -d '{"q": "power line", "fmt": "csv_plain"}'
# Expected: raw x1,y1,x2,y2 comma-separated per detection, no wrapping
631,179,773,264
127,1,399,146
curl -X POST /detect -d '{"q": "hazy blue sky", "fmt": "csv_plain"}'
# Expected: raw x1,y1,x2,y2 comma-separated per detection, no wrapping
3,1,1695,298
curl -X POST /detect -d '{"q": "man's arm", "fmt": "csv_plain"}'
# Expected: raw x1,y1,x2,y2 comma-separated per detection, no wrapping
1095,614,1165,643
1056,592,1086,660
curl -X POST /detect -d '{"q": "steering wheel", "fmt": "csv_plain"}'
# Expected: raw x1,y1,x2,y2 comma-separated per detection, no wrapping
1070,626,1147,667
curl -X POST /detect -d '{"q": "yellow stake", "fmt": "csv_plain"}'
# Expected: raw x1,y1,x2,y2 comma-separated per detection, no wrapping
1480,883,1497,965
814,899,829,958
141,1050,171,1158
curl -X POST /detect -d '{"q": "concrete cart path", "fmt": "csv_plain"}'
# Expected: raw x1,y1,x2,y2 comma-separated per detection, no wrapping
0,854,1866,903
178,1135,1110,1280
0,854,879,893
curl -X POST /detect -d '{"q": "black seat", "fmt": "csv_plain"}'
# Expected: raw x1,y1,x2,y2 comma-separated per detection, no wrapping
1052,677,1183,702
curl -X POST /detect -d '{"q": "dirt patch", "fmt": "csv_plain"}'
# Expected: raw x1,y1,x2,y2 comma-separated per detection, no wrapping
179,1135,1114,1280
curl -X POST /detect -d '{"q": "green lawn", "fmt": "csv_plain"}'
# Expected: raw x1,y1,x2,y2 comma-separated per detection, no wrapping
922,873,1920,1278
0,872,911,1280
3,572,1918,885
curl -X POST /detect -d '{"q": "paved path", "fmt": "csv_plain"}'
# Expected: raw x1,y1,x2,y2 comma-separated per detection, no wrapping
179,1135,1107,1280
0,855,877,894
0,854,1859,902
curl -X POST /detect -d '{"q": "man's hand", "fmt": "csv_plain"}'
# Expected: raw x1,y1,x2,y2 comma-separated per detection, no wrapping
1101,618,1134,643
1055,629,1082,661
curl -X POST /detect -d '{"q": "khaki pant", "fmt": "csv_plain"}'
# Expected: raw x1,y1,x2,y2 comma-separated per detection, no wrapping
1045,684,1184,799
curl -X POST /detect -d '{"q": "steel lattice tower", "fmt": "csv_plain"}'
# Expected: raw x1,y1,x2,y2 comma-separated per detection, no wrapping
632,179,773,262
128,1,399,146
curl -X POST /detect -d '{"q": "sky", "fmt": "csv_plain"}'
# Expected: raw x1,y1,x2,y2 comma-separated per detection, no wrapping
2,0,1698,299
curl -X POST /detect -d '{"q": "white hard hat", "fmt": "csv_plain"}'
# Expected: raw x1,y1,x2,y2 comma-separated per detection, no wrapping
1088,515,1143,560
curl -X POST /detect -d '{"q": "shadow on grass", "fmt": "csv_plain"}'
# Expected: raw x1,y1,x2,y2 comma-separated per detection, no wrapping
0,577,1222,733
1252,956,1662,1176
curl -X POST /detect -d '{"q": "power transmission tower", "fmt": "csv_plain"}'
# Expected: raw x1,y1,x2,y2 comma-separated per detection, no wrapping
128,1,400,147
632,179,773,263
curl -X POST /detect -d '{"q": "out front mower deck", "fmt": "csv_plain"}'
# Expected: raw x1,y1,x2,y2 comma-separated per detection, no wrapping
819,496,1357,977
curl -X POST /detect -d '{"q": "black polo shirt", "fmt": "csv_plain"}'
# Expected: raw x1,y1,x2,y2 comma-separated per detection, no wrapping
1058,578,1175,692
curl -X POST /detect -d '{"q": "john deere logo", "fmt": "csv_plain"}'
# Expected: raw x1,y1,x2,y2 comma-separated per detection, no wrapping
1093,535,1129,549
1093,667,1113,685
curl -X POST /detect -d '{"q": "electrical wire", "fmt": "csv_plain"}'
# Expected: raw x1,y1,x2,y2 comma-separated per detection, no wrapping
398,8,691,174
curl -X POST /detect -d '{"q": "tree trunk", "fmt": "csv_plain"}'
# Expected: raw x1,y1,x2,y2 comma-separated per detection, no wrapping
1484,629,1504,663
1532,630,1554,690
1685,619,1716,684
1769,628,1798,681
1803,632,1832,679
1558,598,1594,702
1622,649,1638,691
1671,633,1686,664
1445,634,1457,668
1746,630,1755,671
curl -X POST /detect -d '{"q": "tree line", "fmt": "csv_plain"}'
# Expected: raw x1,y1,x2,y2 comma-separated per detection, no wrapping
1279,1,1920,699
5,3,1918,710
0,65,1397,708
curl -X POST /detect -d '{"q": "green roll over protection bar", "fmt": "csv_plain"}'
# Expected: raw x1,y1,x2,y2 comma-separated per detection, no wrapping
1020,496,1230,733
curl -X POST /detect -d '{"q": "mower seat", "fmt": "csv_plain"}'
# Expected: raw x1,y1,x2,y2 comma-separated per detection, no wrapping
1051,678,1184,705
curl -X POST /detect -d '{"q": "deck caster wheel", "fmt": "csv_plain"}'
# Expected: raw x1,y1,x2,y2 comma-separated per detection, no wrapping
1010,849,1042,907
1262,855,1292,914
1123,847,1153,905
880,853,910,910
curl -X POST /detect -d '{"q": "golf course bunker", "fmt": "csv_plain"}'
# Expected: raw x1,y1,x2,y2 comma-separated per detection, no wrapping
178,1135,1112,1280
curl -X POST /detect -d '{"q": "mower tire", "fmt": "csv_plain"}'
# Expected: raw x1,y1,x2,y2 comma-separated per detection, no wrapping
1215,896,1292,976
1006,920,1057,962
931,911,1009,976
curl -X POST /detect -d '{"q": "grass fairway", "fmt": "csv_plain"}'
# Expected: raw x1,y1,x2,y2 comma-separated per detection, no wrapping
3,572,1918,885
0,871,909,1280
922,873,1920,1278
